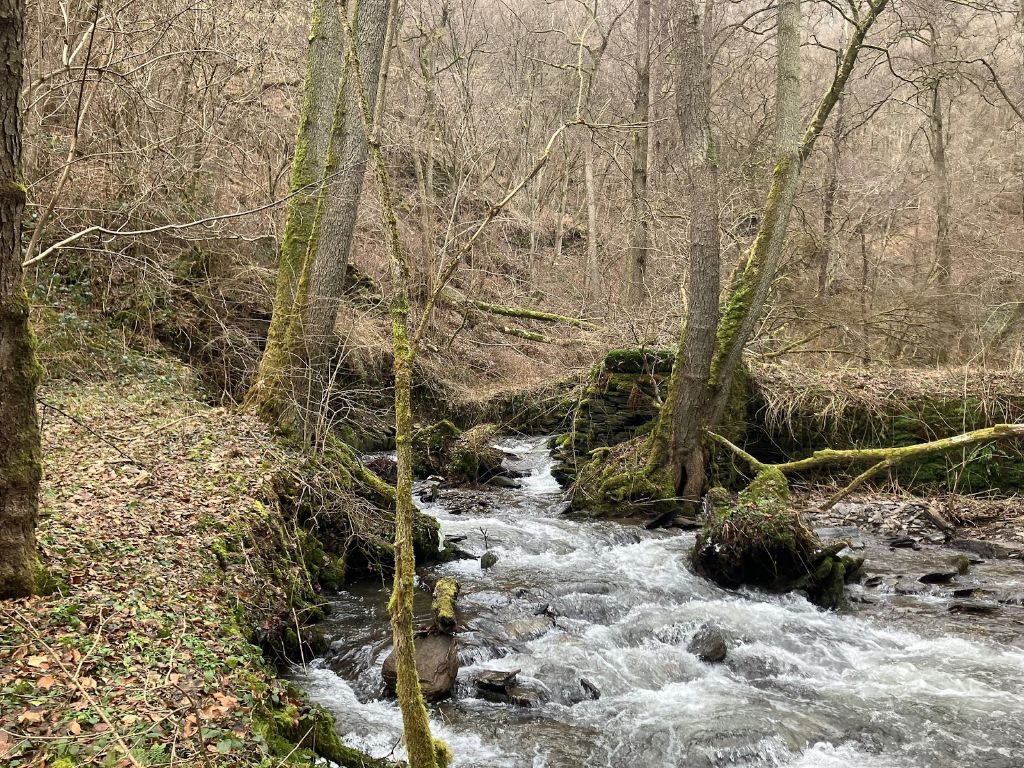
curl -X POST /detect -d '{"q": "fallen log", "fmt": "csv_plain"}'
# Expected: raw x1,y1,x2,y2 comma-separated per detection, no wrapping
431,577,460,632
706,423,1024,509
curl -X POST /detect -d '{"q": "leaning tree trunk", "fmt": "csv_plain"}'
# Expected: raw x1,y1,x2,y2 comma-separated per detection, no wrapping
0,0,42,599
247,0,342,425
645,0,720,503
623,0,651,307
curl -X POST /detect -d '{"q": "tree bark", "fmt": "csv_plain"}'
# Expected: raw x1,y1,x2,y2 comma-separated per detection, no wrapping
583,138,601,301
646,0,720,501
819,96,845,296
247,0,343,424
0,0,42,599
623,0,651,307
298,0,391,378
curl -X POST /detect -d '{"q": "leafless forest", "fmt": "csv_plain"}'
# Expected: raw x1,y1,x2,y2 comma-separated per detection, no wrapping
4,1,1024,767
22,0,1024,383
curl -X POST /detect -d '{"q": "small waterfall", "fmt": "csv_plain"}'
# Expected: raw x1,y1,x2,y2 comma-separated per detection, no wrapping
293,437,1024,768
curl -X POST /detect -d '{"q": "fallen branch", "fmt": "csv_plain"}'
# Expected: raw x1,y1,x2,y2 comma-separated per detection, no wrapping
10,609,145,768
442,292,598,330
499,325,549,343
431,577,459,632
706,423,1024,510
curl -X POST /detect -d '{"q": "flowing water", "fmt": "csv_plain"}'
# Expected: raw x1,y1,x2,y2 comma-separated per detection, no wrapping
294,438,1024,767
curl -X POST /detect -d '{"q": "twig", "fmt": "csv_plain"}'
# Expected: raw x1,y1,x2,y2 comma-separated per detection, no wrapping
10,610,145,768
37,398,147,468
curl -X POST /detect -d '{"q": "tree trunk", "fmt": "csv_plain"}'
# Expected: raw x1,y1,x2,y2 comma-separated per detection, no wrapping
819,96,845,296
646,0,720,501
247,0,342,424
339,2,445,764
298,0,391,379
0,0,42,599
929,81,951,286
623,0,651,307
583,138,601,302
638,0,889,505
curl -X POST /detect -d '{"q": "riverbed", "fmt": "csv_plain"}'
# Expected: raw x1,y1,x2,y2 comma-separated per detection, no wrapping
293,437,1024,767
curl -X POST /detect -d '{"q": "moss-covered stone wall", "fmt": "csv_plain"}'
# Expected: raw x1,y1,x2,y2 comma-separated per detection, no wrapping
552,349,674,484
746,373,1024,495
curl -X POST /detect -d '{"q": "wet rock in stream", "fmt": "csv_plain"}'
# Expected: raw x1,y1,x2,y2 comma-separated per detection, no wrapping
473,668,548,707
480,550,500,569
688,623,728,663
381,632,459,701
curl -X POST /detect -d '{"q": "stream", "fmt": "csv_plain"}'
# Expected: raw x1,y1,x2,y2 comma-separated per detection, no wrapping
292,437,1024,767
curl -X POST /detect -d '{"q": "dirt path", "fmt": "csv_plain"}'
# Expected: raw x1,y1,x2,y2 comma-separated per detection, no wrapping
0,360,340,767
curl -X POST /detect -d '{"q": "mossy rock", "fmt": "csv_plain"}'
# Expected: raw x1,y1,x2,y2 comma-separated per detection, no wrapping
413,420,505,484
601,348,675,374
447,423,504,483
258,697,395,767
413,419,462,476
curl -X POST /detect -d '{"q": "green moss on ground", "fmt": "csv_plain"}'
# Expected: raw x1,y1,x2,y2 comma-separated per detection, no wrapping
0,354,386,768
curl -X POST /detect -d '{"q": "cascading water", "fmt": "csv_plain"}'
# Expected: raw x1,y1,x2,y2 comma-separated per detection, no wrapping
293,438,1024,767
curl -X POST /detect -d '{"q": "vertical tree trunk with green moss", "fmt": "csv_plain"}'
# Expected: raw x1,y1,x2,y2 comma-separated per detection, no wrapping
341,1,447,764
0,0,42,599
247,0,342,425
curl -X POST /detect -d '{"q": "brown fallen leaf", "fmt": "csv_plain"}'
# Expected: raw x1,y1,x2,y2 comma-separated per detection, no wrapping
37,675,55,689
69,721,82,735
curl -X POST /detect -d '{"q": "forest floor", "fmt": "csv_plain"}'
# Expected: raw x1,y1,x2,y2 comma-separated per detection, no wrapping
0,350,327,767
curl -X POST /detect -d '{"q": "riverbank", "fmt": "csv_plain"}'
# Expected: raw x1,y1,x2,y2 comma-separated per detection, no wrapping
294,437,1024,767
0,355,384,767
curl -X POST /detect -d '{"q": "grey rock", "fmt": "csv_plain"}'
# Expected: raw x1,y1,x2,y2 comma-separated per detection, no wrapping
480,551,500,569
948,599,1001,615
688,623,728,663
382,633,459,701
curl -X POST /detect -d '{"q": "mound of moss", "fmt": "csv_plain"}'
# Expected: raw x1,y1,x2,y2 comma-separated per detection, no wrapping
692,470,862,609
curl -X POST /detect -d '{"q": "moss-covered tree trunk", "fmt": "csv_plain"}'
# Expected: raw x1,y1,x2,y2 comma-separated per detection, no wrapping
341,1,446,764
247,0,342,426
0,0,42,599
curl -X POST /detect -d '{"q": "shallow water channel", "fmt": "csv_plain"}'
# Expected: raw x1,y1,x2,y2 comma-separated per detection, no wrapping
293,438,1024,767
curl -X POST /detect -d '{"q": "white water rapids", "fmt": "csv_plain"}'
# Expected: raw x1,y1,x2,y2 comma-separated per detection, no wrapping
293,437,1024,767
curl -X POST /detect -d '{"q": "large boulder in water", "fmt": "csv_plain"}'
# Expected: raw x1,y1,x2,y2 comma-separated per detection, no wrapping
412,421,505,484
382,633,459,701
692,471,862,609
